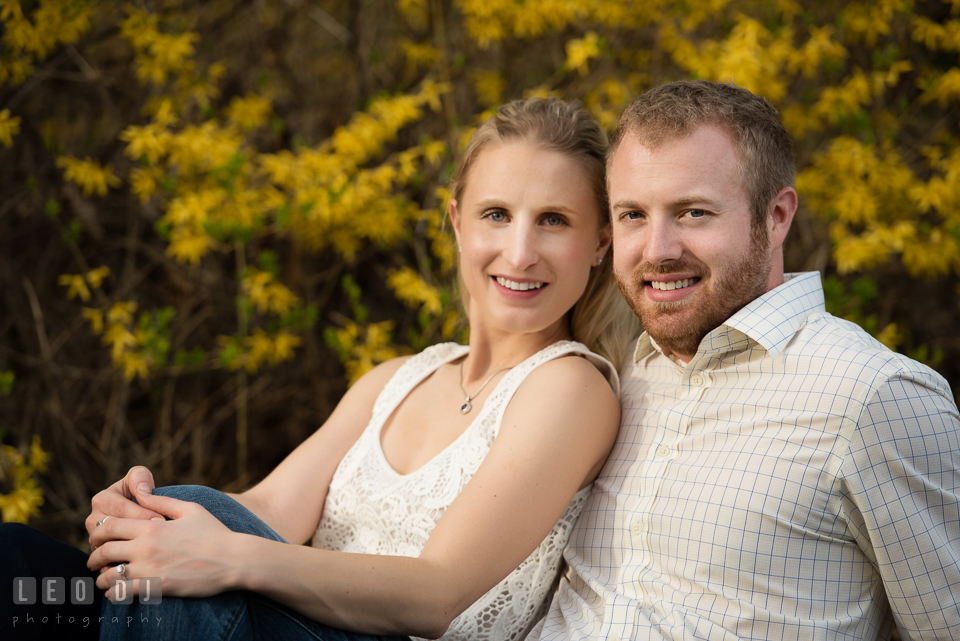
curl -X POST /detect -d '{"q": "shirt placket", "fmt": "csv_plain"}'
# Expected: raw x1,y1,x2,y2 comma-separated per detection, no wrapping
623,357,716,605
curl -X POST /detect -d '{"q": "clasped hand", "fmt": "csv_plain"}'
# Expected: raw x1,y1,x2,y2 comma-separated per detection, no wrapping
86,466,236,600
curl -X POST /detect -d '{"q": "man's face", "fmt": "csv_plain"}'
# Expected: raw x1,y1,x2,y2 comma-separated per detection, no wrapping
609,125,772,361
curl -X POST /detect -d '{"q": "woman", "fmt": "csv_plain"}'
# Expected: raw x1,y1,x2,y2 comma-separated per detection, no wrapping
5,97,639,641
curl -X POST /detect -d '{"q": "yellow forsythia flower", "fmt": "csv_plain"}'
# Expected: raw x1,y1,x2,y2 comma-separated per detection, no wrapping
82,308,104,334
876,322,904,351
565,32,601,76
58,274,91,301
107,301,137,326
167,228,212,265
0,485,44,524
0,437,50,524
86,266,110,288
387,267,442,315
272,330,302,364
121,352,149,381
0,109,22,148
471,71,505,107
225,94,272,131
55,156,121,197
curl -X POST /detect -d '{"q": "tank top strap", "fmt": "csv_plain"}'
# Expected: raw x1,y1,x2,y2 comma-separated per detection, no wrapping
369,342,469,423
471,340,620,444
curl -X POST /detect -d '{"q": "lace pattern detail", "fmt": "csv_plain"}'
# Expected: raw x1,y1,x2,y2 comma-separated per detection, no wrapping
312,341,618,640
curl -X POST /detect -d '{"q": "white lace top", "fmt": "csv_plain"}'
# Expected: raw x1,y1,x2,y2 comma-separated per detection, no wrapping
311,340,619,641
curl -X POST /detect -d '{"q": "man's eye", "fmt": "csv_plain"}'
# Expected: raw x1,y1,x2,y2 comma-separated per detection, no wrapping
623,211,643,220
688,209,706,218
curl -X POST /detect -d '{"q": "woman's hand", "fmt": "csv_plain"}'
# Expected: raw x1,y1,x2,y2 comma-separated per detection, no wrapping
87,489,242,600
86,466,164,540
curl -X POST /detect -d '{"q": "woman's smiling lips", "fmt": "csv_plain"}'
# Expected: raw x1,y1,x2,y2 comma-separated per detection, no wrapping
493,275,548,299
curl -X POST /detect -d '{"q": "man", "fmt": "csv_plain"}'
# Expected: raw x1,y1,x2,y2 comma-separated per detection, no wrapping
528,81,960,640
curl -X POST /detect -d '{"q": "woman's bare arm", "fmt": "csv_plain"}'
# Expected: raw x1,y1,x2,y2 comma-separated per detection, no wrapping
91,355,619,638
229,355,411,543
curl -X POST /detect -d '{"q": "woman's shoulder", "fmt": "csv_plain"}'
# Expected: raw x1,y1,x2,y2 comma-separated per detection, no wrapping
524,340,620,398
505,341,621,430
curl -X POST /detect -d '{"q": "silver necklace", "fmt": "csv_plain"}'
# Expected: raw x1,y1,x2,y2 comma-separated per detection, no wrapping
458,359,514,414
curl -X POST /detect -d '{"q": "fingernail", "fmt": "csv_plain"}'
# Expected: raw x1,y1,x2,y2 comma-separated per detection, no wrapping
137,483,153,495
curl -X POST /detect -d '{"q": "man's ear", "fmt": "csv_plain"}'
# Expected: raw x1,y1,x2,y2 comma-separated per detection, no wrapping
767,186,798,251
449,199,462,247
596,223,612,261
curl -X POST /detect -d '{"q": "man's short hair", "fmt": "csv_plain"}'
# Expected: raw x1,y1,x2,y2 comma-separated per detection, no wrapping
609,80,795,226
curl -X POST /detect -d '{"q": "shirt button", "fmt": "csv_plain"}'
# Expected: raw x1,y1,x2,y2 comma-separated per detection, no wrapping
691,373,704,386
631,520,642,535
657,445,670,457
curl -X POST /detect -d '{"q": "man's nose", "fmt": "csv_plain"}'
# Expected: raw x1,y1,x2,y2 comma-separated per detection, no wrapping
643,219,683,265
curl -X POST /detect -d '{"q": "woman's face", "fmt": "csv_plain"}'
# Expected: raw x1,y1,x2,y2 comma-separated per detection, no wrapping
450,140,610,340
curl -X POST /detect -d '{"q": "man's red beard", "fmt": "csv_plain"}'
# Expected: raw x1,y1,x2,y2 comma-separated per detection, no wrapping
615,221,771,359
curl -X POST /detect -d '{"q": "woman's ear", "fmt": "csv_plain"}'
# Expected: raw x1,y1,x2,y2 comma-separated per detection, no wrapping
449,199,462,248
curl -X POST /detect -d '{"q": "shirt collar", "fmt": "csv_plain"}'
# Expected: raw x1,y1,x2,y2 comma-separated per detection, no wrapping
633,271,825,363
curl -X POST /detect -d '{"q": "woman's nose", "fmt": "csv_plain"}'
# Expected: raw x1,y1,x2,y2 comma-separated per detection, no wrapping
503,225,540,270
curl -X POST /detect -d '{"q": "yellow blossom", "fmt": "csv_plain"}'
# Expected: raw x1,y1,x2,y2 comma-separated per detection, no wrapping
129,166,162,203
103,324,138,362
55,156,121,197
107,301,137,325
0,484,44,524
121,352,149,381
243,329,274,373
225,94,272,131
400,39,440,70
0,109,21,147
471,71,505,107
566,32,601,76
120,123,171,163
58,274,91,301
86,266,110,288
167,227,213,265
82,308,104,335
27,436,49,473
388,267,442,315
876,322,904,351
271,330,302,364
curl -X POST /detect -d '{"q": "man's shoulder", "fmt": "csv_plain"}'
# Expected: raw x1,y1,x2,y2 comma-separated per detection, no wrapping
791,310,950,394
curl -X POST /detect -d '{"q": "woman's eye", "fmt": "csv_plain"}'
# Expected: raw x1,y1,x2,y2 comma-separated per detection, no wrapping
544,214,565,226
484,210,506,222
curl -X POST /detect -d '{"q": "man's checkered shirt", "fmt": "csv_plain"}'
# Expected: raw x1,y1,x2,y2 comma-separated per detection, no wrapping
528,272,960,641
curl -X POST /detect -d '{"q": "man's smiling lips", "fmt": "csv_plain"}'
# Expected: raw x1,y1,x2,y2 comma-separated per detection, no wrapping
649,278,697,291
644,276,701,301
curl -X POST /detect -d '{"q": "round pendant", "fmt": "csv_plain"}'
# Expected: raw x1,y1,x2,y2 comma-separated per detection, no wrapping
460,401,471,414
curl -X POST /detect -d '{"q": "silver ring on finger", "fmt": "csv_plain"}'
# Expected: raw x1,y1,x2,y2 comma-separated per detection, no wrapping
97,515,112,527
115,564,125,577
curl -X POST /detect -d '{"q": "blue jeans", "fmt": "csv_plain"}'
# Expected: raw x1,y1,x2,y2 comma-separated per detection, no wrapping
1,522,102,640
97,485,411,641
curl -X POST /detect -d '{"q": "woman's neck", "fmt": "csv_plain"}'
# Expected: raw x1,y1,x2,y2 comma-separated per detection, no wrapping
460,321,571,384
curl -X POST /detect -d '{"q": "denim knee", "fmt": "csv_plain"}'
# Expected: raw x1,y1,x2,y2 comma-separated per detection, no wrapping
152,486,287,542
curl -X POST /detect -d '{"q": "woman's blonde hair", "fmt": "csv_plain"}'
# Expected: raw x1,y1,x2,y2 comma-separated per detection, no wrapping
450,97,640,371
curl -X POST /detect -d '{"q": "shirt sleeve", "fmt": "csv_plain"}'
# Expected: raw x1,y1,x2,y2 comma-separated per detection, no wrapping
840,371,960,640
